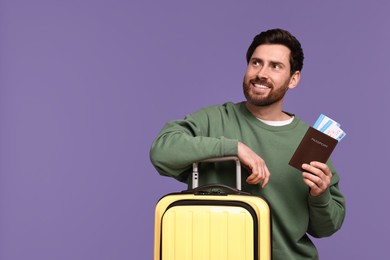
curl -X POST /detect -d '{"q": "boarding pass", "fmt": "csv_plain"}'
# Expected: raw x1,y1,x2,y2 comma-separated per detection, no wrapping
313,114,346,141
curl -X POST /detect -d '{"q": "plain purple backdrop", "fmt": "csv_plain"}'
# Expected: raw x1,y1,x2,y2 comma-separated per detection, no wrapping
0,1,389,259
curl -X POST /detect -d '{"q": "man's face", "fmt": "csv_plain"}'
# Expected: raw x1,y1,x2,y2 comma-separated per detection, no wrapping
243,44,299,107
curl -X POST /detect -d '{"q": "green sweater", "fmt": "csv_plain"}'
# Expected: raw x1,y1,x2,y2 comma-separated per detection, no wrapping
150,102,346,260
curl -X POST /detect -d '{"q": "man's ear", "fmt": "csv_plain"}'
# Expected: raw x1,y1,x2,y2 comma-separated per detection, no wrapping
288,71,301,89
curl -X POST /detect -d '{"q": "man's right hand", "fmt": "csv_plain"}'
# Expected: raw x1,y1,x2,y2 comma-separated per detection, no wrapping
238,142,270,188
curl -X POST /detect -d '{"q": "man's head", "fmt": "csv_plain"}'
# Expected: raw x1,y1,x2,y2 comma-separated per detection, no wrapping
246,28,304,76
243,29,303,109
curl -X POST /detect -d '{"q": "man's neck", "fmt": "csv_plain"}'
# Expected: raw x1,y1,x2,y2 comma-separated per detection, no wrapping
245,101,291,121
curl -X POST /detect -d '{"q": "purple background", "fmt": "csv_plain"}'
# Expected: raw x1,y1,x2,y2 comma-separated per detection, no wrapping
0,1,389,259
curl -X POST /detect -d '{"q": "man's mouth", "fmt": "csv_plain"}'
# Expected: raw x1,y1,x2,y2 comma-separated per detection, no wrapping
253,83,270,89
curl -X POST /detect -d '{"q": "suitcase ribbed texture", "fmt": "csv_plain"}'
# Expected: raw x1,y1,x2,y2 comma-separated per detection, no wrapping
162,205,254,260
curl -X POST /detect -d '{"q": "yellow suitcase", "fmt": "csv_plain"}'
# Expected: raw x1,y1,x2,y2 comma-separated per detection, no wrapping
154,157,271,260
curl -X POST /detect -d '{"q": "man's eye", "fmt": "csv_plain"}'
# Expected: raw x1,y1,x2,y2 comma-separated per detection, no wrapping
272,63,282,70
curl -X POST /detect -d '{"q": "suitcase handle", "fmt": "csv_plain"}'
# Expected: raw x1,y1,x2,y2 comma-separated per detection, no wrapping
184,183,250,195
192,156,241,190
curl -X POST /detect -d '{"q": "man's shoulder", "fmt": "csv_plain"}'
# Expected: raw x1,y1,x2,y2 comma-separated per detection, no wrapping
190,101,244,116
289,115,312,135
292,115,309,126
203,101,243,110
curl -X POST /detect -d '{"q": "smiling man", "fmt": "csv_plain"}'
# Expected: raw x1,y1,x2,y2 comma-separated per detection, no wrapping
150,28,346,259
244,44,300,112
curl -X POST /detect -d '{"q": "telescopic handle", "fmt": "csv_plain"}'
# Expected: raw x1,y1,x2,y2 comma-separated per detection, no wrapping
192,156,241,190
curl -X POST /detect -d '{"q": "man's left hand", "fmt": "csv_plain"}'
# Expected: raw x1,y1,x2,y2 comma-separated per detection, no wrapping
302,161,332,197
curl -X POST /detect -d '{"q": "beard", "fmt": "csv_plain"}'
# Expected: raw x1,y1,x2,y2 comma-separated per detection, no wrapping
243,77,289,107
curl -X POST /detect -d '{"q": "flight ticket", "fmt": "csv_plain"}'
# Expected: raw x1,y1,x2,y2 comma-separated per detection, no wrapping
313,114,346,141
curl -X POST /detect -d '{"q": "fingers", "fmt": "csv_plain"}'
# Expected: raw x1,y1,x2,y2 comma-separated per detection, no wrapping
238,142,270,188
305,161,331,176
302,161,332,196
261,164,270,188
246,163,270,187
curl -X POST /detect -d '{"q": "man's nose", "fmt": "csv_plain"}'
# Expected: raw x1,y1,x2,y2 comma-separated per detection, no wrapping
256,66,269,79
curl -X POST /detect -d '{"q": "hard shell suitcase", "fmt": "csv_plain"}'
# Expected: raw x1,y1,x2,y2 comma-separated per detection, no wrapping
154,157,271,260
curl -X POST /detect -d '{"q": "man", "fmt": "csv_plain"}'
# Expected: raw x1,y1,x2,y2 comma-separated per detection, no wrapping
150,28,346,259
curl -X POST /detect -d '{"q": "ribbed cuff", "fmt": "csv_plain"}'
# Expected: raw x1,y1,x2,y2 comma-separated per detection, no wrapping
221,137,238,156
308,188,331,206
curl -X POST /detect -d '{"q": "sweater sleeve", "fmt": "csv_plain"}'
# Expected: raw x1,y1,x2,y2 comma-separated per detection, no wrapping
306,162,346,238
149,109,238,182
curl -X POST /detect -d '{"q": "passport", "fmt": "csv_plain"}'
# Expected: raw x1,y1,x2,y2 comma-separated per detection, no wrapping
289,127,339,171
